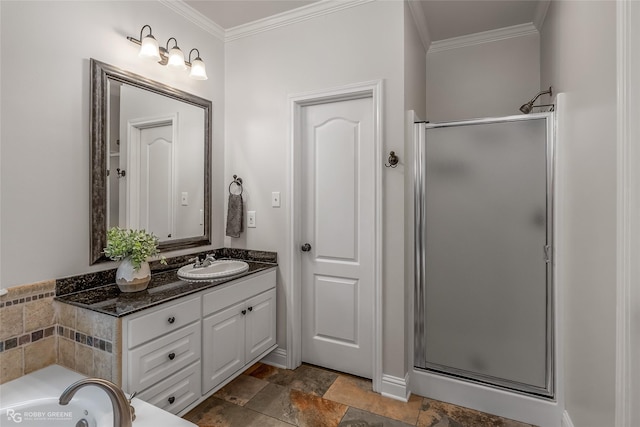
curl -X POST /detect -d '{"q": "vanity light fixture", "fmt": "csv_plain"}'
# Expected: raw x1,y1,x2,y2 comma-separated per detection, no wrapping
127,25,208,80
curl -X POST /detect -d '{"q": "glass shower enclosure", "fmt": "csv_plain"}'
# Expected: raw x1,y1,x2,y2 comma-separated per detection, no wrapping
414,114,554,398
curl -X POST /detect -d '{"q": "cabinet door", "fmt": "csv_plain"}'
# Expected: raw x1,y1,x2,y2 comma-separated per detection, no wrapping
245,289,277,362
202,302,245,394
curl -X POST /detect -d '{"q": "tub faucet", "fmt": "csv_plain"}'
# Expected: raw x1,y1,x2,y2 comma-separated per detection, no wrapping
59,378,132,427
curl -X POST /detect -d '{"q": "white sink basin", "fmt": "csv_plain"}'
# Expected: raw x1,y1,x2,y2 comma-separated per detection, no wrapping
177,260,249,281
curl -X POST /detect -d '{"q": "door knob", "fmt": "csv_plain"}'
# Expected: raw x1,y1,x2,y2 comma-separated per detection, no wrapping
301,243,311,252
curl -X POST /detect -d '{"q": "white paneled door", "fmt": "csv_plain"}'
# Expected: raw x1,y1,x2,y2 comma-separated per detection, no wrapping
300,96,374,379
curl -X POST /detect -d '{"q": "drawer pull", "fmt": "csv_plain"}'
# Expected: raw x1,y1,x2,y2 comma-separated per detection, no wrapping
248,306,253,312
241,309,247,315
167,316,176,324
168,396,175,404
168,352,176,360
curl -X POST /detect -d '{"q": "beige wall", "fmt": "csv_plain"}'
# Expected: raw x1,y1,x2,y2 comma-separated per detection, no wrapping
0,1,225,289
540,2,617,426
225,0,409,379
426,33,540,122
404,2,427,119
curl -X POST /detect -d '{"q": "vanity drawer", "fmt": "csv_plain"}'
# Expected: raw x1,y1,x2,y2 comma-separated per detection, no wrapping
202,270,276,316
128,321,201,392
128,295,201,348
137,361,201,416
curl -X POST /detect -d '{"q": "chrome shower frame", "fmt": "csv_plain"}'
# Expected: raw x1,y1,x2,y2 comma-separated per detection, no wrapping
413,112,556,399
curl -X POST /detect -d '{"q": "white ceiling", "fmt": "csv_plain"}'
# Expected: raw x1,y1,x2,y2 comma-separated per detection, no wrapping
184,0,541,41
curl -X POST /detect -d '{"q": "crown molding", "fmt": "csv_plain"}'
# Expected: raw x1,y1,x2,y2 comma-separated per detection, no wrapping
407,0,431,52
225,0,374,42
428,22,538,55
533,0,551,32
158,0,225,41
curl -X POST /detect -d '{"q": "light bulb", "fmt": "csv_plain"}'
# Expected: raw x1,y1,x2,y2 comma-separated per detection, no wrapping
189,57,208,80
167,47,186,70
139,35,161,61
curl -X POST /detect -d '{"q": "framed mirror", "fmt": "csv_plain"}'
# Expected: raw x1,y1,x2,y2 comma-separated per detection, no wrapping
90,59,212,264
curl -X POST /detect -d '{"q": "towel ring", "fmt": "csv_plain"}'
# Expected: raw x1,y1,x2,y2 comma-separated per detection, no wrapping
229,175,243,195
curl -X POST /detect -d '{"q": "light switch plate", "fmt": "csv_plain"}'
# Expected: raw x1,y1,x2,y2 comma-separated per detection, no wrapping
181,192,188,206
272,192,281,208
247,211,256,228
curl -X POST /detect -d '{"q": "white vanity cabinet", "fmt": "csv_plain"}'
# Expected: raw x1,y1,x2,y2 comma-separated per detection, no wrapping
122,295,202,415
120,268,277,416
201,270,276,394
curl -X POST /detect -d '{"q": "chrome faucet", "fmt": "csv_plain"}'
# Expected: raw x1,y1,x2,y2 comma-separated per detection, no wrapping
189,253,216,268
59,378,132,427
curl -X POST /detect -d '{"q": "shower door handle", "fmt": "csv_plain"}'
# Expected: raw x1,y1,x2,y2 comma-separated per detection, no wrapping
301,243,312,252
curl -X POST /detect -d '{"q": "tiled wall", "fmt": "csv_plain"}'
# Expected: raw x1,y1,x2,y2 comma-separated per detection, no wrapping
0,281,57,383
0,281,119,385
55,301,120,384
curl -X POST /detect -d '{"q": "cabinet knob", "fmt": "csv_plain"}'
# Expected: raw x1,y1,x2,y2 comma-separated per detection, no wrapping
248,306,253,312
301,243,312,252
168,396,175,404
241,309,247,315
168,352,176,360
167,316,175,324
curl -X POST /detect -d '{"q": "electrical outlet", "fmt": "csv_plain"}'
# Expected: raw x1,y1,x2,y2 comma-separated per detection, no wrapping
247,211,256,228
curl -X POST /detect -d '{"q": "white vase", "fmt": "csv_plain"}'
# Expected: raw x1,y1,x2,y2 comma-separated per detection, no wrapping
116,257,151,293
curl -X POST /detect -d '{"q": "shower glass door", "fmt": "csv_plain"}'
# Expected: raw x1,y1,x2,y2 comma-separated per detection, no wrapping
414,114,554,397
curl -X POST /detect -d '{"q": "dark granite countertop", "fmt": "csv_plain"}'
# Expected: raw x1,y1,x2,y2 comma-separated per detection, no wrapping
55,261,276,318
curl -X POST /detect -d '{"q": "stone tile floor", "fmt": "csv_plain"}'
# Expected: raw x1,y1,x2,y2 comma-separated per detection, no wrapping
183,363,537,427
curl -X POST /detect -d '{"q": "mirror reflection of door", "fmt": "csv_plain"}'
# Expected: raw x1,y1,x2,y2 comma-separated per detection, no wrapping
123,118,176,242
139,124,174,240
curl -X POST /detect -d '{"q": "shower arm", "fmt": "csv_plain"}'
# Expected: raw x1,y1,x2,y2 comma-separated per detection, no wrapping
520,86,553,111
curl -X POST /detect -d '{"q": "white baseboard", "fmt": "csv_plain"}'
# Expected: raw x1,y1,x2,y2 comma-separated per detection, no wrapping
380,373,411,402
260,347,287,369
561,410,574,427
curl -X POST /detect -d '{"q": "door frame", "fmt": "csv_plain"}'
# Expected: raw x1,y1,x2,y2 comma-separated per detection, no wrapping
286,80,383,391
615,2,640,426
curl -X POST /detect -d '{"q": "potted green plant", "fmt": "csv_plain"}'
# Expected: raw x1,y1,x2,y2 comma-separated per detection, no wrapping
104,227,166,292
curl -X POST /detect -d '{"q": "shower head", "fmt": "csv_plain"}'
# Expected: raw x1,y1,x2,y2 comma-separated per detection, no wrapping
519,86,553,114
519,103,534,115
